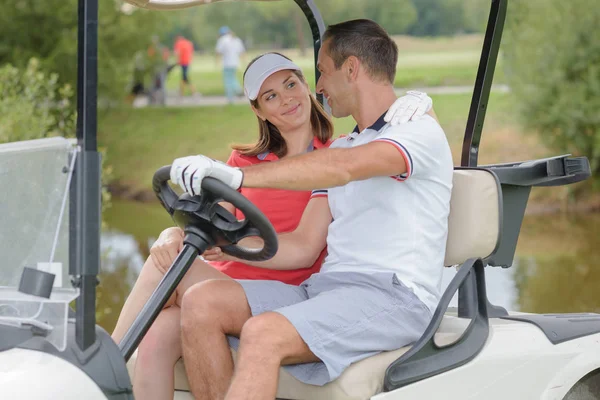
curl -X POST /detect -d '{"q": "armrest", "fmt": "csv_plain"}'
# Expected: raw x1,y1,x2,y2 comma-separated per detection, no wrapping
383,258,489,391
481,155,590,187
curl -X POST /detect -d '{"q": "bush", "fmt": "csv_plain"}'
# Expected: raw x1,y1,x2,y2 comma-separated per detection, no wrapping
0,58,75,143
503,0,600,188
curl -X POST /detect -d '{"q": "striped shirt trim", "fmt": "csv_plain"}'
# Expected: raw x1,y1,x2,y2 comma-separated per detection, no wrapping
374,138,413,181
311,189,328,198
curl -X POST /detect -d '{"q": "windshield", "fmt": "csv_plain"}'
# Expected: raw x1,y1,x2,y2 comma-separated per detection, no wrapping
0,137,78,351
0,137,73,288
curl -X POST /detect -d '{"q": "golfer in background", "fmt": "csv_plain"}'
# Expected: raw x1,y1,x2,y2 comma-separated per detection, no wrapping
216,26,246,104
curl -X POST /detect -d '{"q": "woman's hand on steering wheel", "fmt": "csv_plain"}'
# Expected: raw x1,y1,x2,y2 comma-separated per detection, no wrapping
150,227,184,273
201,246,230,262
202,234,266,263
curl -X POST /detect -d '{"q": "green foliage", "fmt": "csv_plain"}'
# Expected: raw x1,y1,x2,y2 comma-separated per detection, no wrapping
316,0,417,34
0,0,491,101
164,0,487,52
0,59,75,143
0,0,169,101
408,0,466,36
503,0,600,185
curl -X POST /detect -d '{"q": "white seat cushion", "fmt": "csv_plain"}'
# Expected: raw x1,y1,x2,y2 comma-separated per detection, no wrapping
127,325,463,400
444,169,501,266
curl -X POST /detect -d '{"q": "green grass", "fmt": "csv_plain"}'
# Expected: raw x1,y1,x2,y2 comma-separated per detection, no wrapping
98,91,517,193
164,35,505,96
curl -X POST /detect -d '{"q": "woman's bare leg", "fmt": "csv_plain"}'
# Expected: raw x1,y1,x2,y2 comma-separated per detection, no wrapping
133,306,182,400
111,256,230,344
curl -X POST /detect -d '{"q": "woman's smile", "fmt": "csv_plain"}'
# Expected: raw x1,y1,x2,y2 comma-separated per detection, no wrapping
282,104,301,116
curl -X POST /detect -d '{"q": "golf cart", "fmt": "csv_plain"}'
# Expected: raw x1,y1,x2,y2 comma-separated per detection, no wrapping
1,0,600,399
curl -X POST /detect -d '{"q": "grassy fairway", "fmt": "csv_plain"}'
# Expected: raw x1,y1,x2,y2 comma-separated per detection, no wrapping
164,35,504,96
98,91,549,196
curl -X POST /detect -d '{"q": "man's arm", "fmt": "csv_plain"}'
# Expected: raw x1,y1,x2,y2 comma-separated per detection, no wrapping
240,142,407,191
205,197,331,270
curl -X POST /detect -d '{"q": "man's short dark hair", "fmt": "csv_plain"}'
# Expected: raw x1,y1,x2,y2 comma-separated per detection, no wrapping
322,19,398,84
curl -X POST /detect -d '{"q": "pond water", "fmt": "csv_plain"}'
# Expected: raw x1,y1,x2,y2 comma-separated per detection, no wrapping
97,198,600,333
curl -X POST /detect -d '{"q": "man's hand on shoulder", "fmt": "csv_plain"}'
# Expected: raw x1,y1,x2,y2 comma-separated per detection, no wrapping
170,155,243,195
384,91,433,125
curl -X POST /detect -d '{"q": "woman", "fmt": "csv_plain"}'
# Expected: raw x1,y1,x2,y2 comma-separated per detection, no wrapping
112,52,433,400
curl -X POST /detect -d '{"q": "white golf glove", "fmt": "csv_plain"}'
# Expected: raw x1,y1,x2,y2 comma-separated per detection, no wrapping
170,155,243,195
384,91,433,125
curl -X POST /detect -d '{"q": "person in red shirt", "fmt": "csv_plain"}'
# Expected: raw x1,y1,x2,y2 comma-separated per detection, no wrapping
173,35,198,96
113,52,434,400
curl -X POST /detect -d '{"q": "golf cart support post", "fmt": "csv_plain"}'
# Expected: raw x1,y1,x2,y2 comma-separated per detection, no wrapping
64,0,596,396
71,0,101,352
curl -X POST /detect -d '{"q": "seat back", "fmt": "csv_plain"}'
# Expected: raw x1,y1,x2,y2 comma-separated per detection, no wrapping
444,168,502,267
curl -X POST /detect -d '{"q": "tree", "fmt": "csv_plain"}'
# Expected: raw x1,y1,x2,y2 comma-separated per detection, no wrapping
462,0,491,33
0,0,169,101
503,0,600,187
315,0,417,35
407,0,466,36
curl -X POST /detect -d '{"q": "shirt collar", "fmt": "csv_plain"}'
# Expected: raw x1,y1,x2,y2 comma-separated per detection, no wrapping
257,137,327,161
351,111,388,134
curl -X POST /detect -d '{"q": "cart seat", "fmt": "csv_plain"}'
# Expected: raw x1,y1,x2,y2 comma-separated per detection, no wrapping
127,168,502,400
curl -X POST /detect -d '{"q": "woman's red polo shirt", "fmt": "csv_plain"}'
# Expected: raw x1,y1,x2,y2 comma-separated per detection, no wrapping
208,137,330,285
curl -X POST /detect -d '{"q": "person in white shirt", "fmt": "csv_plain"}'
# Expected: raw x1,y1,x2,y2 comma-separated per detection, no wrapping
216,26,246,103
171,19,453,400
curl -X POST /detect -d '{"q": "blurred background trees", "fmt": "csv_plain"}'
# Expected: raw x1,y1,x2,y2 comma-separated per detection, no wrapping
503,0,600,182
0,0,489,102
0,0,168,101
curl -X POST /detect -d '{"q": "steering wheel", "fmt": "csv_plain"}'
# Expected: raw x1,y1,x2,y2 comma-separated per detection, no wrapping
152,166,278,261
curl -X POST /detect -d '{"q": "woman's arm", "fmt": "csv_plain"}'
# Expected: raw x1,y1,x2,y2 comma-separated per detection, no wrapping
203,197,330,270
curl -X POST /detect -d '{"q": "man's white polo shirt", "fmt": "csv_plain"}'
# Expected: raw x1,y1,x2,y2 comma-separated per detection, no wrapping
311,112,453,312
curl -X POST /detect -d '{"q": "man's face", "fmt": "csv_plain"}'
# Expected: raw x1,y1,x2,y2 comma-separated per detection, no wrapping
316,41,353,118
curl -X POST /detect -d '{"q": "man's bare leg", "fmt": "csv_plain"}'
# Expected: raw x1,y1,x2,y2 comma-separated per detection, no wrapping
111,256,229,344
180,280,253,400
225,312,320,400
132,306,181,400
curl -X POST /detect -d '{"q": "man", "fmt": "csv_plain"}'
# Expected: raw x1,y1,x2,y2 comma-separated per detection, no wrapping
215,26,246,103
173,35,198,97
170,19,453,400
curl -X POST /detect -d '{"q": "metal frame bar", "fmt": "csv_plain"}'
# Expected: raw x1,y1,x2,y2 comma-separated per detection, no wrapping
71,0,100,351
384,258,489,391
461,0,507,167
457,0,507,319
292,0,328,110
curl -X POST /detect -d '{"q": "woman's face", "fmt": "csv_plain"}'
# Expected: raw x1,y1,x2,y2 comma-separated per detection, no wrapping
253,69,312,133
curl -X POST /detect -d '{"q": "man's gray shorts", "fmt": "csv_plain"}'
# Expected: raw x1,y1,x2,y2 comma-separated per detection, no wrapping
227,271,432,386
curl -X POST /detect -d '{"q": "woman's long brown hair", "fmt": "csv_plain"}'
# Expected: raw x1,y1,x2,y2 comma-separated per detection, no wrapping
232,53,333,158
